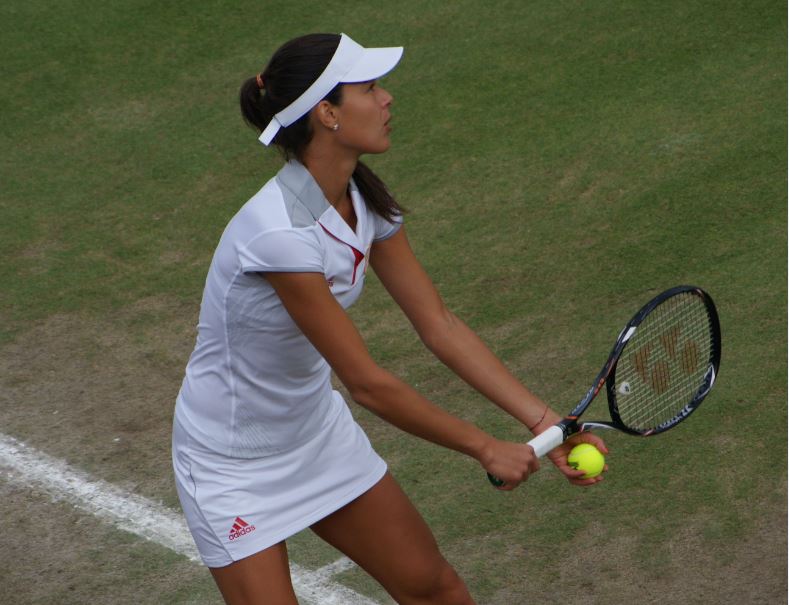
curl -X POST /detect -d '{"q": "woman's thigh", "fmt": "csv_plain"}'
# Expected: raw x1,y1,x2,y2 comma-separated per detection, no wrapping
209,541,297,605
310,472,474,605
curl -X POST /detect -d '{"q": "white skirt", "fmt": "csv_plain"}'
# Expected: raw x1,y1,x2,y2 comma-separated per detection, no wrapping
172,391,387,567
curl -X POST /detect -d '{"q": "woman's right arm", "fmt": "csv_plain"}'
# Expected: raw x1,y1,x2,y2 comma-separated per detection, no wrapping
263,271,539,489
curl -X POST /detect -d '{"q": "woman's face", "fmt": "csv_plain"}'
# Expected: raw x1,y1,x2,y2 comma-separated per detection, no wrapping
331,81,393,155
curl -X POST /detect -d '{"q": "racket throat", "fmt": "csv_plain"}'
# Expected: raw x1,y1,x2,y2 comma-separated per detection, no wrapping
578,421,617,432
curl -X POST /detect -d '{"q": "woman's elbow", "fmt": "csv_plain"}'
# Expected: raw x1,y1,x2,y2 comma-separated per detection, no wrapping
346,367,399,412
417,308,459,352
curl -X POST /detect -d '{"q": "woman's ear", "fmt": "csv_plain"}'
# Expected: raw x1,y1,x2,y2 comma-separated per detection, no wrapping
314,100,339,130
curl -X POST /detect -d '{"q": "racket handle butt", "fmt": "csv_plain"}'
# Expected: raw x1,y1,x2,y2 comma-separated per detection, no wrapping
487,472,505,487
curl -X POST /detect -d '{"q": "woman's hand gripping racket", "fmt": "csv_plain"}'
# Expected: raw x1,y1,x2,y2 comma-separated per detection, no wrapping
488,285,721,487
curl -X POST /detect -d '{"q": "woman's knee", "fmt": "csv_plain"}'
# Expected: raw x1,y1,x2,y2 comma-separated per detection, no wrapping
399,558,473,605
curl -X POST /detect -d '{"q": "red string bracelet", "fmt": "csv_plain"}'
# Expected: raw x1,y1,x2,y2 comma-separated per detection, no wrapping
527,405,548,432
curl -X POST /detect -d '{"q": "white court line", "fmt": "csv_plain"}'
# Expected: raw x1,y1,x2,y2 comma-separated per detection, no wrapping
0,433,379,605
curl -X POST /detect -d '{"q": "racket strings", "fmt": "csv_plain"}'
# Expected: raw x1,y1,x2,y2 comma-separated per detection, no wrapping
614,293,716,431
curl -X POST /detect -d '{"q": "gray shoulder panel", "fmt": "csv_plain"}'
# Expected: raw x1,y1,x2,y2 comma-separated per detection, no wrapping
275,161,331,228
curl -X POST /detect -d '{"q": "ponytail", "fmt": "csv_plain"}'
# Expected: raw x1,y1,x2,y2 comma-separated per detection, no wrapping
352,161,403,222
239,77,267,132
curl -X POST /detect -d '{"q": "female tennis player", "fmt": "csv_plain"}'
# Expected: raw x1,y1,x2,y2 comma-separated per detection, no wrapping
172,32,608,605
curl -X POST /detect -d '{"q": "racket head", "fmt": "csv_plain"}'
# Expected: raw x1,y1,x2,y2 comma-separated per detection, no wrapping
606,286,721,436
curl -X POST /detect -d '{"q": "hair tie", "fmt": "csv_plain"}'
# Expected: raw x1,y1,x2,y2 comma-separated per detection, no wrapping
256,73,265,90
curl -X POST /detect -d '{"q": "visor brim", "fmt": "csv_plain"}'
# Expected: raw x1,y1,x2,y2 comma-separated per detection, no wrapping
341,46,404,83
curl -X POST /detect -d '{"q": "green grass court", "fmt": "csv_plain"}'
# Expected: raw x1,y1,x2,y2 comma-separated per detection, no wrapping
1,1,785,603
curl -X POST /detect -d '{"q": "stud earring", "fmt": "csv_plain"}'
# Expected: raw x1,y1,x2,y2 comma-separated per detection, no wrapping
332,123,339,131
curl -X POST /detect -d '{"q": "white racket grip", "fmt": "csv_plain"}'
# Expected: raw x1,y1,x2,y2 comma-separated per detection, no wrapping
526,425,565,458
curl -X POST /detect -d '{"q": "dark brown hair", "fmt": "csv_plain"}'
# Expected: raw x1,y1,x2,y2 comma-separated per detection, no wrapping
240,33,403,222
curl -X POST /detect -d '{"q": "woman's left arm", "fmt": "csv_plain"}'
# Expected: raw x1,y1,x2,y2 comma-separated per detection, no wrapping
370,227,607,484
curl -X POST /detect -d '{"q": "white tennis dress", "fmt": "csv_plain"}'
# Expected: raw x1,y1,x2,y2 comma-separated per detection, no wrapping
172,160,399,567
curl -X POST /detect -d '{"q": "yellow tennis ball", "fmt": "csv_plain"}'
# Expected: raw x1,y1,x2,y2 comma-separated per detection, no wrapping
567,443,605,478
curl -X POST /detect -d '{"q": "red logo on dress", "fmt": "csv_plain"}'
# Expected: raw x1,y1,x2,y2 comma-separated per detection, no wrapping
228,517,256,541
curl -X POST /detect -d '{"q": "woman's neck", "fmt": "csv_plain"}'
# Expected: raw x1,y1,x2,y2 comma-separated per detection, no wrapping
301,149,358,209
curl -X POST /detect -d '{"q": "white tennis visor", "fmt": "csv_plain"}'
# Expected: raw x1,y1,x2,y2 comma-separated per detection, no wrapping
259,33,403,146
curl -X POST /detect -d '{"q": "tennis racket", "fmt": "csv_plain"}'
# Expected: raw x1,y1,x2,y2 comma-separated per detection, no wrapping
488,285,721,486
